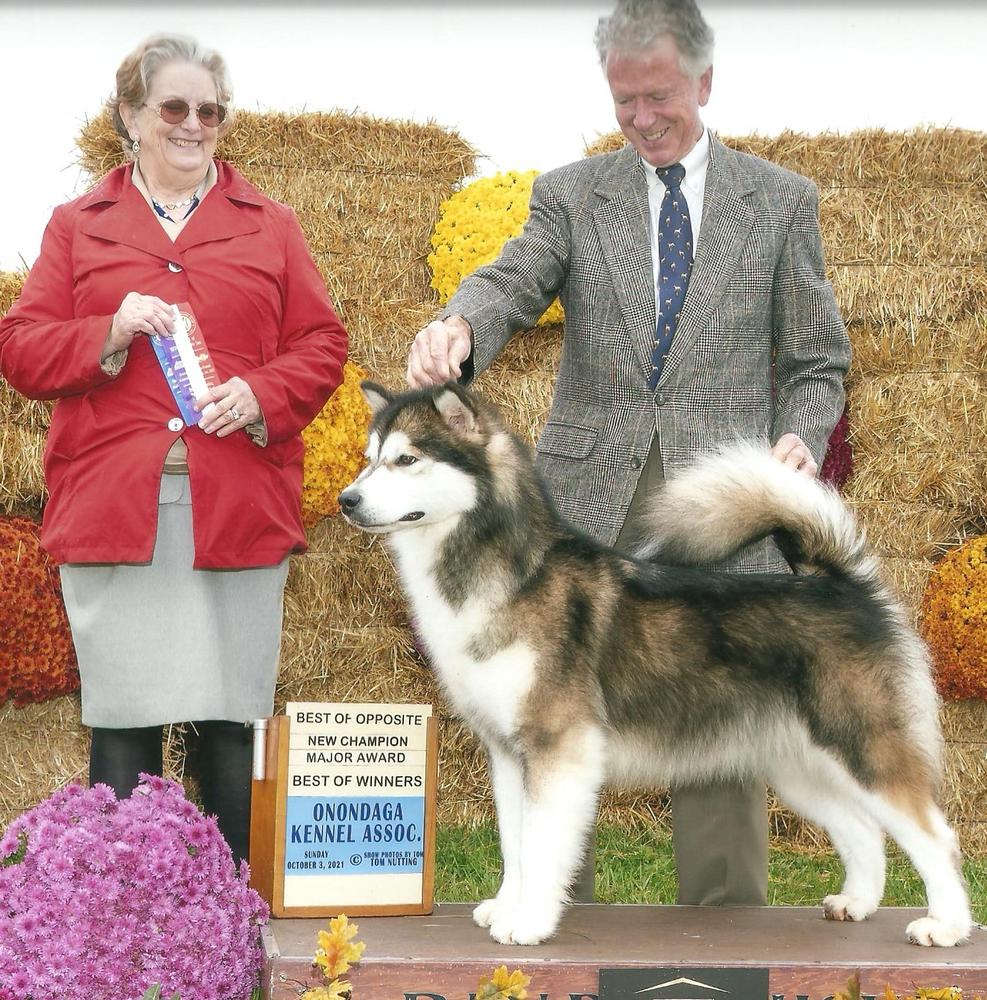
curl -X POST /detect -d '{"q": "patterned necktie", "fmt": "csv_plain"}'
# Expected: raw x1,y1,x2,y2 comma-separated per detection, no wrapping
649,163,693,390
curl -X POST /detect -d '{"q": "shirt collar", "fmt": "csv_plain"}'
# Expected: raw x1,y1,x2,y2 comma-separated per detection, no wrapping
642,127,710,194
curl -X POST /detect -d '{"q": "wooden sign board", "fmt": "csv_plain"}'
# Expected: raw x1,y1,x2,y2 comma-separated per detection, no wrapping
249,703,437,918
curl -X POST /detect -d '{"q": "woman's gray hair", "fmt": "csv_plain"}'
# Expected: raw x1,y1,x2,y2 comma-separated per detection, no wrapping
595,0,714,78
108,33,234,157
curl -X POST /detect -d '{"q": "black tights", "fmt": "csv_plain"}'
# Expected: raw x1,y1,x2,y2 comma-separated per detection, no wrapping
89,721,254,865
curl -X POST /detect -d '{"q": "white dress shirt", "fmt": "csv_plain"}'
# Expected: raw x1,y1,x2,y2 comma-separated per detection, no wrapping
643,127,710,316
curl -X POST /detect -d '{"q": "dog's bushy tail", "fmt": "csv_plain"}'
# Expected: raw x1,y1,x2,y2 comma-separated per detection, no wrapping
637,442,879,583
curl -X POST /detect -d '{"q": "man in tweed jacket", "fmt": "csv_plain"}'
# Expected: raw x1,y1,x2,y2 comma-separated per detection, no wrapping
408,0,850,906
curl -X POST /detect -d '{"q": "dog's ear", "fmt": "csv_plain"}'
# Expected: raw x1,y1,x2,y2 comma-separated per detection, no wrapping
433,384,480,437
361,381,393,417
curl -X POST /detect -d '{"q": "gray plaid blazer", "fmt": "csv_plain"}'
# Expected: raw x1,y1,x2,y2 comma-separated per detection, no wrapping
447,136,850,571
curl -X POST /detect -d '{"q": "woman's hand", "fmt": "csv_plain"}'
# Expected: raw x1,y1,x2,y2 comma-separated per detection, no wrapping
102,292,175,361
195,376,263,438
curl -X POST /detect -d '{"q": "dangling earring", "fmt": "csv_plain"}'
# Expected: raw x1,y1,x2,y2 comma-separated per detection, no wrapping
132,138,141,155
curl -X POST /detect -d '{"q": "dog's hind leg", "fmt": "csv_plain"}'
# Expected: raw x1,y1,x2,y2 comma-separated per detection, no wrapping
859,784,971,947
473,744,525,931
767,756,886,922
488,724,606,946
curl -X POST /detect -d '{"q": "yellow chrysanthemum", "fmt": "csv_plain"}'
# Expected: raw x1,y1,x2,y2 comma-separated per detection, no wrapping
920,534,987,700
476,965,531,1000
869,986,970,1000
428,172,564,327
313,913,366,980
302,361,371,526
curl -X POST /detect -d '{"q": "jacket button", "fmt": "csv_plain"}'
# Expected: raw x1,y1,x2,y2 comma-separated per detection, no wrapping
168,261,183,273
655,392,665,406
630,455,641,469
168,417,184,432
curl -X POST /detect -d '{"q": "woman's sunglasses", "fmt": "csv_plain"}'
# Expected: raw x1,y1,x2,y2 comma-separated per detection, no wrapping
143,99,227,127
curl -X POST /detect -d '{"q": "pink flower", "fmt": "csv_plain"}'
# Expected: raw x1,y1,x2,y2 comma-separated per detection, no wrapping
0,777,269,1000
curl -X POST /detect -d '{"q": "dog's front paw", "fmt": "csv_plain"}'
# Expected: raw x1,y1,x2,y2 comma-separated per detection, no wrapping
489,901,561,946
905,915,971,947
473,897,506,929
823,893,877,922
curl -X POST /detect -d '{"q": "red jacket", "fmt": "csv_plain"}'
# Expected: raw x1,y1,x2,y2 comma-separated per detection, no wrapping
0,161,347,568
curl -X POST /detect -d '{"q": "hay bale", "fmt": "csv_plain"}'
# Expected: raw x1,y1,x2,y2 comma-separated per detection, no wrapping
848,373,987,484
334,301,437,382
851,499,982,561
816,185,987,267
0,271,25,314
0,425,46,511
0,271,49,512
850,317,987,378
847,442,986,507
285,543,403,632
832,264,987,325
476,324,563,445
942,699,987,740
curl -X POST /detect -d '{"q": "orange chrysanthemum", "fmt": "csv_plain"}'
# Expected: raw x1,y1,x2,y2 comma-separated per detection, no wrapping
920,534,987,700
0,516,79,707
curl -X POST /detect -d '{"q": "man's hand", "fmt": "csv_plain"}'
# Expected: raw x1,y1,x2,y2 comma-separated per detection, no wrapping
407,315,472,388
771,433,818,478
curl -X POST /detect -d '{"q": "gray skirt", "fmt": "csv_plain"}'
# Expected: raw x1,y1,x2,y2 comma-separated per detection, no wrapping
60,474,289,728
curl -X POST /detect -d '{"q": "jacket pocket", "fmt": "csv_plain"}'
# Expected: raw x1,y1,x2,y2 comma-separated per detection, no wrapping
45,398,87,460
536,421,598,460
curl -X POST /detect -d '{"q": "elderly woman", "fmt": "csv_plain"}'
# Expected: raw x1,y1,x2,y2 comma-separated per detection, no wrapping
0,34,347,863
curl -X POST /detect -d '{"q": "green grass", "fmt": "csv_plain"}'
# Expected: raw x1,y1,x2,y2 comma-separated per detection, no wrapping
435,822,987,923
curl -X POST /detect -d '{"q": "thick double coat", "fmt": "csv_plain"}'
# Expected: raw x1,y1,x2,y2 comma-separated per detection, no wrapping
0,161,347,568
448,137,850,570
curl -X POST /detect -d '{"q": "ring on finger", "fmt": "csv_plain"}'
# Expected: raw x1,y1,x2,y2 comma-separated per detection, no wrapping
229,407,240,422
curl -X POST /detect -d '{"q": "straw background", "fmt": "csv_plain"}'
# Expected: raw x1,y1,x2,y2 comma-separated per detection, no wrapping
1,116,985,860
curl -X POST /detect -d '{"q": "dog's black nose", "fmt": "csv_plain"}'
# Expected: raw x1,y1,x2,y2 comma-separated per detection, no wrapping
338,489,361,512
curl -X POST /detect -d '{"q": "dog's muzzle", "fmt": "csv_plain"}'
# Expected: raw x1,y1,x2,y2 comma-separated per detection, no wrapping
337,487,425,528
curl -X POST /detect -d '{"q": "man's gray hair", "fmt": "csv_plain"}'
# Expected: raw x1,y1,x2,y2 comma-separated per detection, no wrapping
595,0,714,78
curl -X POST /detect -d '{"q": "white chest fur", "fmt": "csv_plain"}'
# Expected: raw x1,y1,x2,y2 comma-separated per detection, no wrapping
390,529,536,743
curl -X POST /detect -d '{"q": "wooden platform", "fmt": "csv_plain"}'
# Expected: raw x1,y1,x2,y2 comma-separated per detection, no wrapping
262,904,987,1000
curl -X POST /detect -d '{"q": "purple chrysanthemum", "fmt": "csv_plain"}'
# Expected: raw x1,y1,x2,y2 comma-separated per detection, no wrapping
0,776,268,1000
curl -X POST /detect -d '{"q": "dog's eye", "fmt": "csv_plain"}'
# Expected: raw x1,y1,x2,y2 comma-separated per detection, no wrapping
395,454,418,467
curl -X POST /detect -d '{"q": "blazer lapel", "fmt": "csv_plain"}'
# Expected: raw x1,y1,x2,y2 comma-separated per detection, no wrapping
593,146,657,376
658,136,755,386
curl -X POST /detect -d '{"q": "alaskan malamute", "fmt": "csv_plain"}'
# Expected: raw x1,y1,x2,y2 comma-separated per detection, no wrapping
340,381,970,948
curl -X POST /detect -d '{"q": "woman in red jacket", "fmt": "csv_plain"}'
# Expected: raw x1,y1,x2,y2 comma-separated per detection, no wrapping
0,34,348,864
